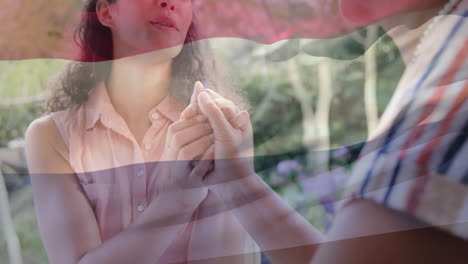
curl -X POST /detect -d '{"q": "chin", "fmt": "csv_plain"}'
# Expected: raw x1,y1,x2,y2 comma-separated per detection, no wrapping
137,44,184,64
154,44,184,60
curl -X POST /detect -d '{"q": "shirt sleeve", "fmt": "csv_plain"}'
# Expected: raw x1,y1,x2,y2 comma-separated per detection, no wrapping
341,9,468,241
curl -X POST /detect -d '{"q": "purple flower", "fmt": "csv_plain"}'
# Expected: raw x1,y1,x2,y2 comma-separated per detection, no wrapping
319,197,335,215
276,160,303,176
330,167,349,189
333,146,351,160
299,167,349,199
270,173,288,186
300,172,336,199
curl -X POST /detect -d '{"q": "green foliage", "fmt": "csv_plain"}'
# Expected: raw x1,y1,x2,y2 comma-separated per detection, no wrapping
0,103,43,147
211,30,404,228
0,59,66,147
212,29,404,173
0,28,405,263
0,60,66,98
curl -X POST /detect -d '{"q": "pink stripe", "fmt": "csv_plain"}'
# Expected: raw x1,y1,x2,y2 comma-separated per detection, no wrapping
405,41,468,212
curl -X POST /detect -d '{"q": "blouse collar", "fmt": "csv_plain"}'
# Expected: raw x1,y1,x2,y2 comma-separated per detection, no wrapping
84,80,186,130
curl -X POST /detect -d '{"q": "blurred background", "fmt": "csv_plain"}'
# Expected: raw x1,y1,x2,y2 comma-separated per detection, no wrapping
0,0,404,263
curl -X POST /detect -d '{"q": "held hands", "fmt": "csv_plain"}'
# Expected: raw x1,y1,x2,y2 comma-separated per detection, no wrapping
157,106,214,209
181,81,256,195
156,80,255,209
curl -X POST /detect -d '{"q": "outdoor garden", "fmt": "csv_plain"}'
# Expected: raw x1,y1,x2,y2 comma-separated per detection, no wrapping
0,0,405,263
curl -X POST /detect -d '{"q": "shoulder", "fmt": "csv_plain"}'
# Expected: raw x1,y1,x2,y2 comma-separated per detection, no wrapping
25,114,70,169
26,114,60,146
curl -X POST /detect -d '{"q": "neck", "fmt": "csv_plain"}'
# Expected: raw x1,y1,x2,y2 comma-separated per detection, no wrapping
378,0,448,65
106,52,172,122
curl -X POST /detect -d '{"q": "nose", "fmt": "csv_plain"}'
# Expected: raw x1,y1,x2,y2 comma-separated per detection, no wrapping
159,0,176,11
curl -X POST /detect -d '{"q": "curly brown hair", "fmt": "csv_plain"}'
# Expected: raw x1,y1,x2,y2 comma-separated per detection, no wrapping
45,0,247,113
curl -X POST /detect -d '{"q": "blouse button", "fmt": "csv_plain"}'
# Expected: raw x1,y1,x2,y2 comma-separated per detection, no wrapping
137,169,145,177
151,113,159,120
144,144,152,150
137,205,145,212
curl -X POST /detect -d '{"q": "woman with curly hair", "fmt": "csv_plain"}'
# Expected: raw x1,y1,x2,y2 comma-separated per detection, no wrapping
24,0,259,263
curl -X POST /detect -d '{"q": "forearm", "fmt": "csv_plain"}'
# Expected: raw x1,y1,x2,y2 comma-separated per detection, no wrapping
311,199,468,264
213,174,323,264
78,190,204,264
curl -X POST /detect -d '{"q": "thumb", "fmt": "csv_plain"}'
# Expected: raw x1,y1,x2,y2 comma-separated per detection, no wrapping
198,91,232,134
230,111,251,131
181,81,204,120
191,81,204,105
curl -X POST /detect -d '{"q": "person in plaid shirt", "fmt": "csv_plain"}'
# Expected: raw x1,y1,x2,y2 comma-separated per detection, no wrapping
187,0,468,263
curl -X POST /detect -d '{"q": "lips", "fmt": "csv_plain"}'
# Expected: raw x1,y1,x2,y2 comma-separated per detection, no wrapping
149,16,178,31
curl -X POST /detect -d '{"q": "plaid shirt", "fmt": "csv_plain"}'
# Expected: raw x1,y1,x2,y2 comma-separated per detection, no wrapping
344,1,468,240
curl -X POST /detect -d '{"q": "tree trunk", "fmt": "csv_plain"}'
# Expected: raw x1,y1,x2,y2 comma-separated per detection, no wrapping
314,58,333,175
0,166,23,264
364,25,379,136
287,56,332,176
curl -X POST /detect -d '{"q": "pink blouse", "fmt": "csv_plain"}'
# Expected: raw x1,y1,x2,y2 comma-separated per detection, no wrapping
50,80,260,263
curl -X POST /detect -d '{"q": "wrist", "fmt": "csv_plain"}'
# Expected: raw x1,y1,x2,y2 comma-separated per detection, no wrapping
211,173,273,210
157,187,208,212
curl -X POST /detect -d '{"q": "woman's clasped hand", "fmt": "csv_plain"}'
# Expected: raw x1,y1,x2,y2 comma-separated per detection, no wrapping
156,81,257,208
